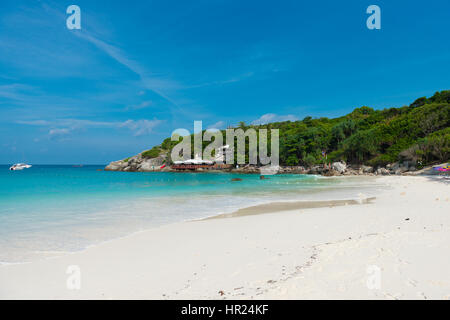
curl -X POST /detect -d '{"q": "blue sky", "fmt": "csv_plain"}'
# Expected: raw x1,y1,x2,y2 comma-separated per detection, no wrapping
1,0,449,164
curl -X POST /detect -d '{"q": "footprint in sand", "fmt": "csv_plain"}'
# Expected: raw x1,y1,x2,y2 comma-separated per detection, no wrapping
406,278,418,287
417,292,427,299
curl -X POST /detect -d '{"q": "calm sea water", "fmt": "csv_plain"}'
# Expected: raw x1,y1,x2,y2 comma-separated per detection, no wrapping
0,165,381,263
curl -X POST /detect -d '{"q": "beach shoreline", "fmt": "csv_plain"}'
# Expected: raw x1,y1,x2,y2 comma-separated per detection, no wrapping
0,171,382,265
0,175,449,299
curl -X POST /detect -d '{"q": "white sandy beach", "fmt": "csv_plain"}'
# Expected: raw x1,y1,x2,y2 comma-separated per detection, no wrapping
0,175,449,300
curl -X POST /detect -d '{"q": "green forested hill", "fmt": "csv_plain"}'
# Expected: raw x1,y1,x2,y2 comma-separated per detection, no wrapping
149,90,450,168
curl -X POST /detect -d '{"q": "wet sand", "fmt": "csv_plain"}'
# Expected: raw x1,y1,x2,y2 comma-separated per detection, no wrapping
204,197,376,219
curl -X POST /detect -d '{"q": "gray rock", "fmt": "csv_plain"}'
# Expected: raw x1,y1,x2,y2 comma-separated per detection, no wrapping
376,168,390,175
309,166,323,174
139,162,156,171
360,165,374,174
323,169,340,176
105,151,167,172
104,160,127,171
332,162,347,174
344,168,359,175
390,162,399,172
138,156,166,171
394,166,408,175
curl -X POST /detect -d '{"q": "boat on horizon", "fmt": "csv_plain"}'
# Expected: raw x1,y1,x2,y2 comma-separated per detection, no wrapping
9,163,32,171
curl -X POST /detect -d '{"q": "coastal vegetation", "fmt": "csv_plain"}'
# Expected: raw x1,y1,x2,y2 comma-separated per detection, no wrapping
141,146,162,159
136,91,450,168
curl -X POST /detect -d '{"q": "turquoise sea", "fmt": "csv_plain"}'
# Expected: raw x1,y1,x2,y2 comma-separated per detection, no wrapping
0,165,381,263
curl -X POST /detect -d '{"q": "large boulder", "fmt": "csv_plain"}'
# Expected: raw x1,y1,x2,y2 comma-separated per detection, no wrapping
394,166,408,175
241,165,259,173
388,161,409,175
376,167,390,175
104,160,127,171
384,161,413,175
291,166,306,174
259,165,280,175
343,168,359,175
332,162,347,174
323,169,340,176
360,165,374,174
308,165,323,174
139,162,157,171
138,155,166,172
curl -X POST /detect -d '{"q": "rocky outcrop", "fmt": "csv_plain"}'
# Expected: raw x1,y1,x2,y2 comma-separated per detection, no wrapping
403,163,447,176
231,165,260,174
311,160,424,176
105,152,167,172
104,160,125,171
106,149,445,177
277,166,307,174
230,165,307,174
374,161,419,175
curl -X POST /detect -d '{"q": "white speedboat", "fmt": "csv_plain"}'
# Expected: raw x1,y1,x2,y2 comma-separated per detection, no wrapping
9,163,32,171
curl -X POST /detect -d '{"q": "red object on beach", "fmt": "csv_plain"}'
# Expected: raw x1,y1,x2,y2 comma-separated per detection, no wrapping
160,164,166,169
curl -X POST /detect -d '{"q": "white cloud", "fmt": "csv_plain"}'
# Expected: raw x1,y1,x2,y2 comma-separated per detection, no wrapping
48,128,72,142
17,118,163,137
126,100,153,110
251,113,298,125
49,128,70,136
74,32,181,105
119,119,163,136
17,119,51,126
188,72,255,89
18,119,116,129
207,121,225,130
0,84,37,101
220,72,254,84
